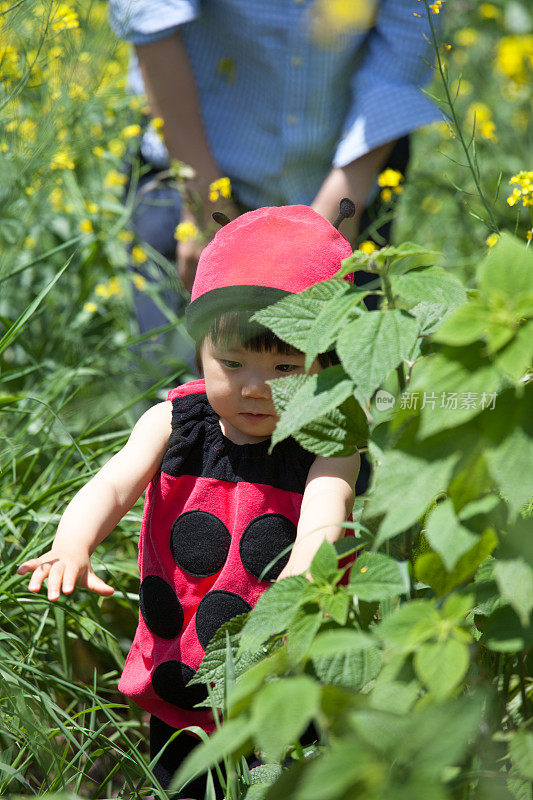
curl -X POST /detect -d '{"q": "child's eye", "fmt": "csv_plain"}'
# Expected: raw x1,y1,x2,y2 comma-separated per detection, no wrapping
221,359,242,369
276,364,299,373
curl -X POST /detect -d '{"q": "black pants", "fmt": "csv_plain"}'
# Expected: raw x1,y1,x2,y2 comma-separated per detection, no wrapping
149,714,319,799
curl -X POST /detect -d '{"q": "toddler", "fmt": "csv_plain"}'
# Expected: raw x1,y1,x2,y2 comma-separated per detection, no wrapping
17,204,360,799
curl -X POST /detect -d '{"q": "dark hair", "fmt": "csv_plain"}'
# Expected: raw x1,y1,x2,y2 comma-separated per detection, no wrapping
195,309,339,373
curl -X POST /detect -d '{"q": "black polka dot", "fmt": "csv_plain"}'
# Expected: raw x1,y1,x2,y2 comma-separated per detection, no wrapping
240,513,296,581
170,510,231,577
152,661,208,710
195,590,252,649
140,575,184,639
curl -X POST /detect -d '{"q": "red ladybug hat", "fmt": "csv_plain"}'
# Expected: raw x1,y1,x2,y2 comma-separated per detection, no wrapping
186,204,354,340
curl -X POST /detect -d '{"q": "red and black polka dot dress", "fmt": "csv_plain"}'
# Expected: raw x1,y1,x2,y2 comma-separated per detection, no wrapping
119,379,354,733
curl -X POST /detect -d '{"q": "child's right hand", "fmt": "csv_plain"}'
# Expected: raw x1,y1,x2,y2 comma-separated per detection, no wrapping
16,548,114,602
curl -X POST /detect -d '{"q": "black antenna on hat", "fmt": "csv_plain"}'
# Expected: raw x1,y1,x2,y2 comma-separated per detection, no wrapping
212,211,231,227
332,198,356,230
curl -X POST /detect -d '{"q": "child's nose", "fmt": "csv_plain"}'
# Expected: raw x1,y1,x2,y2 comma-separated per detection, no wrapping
242,374,271,399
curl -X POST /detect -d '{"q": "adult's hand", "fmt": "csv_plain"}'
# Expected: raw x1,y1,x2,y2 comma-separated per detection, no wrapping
311,140,396,244
176,194,242,291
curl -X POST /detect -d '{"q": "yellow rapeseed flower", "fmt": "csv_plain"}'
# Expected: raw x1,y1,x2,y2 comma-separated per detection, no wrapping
527,230,532,241
83,302,98,313
455,28,478,47
121,124,141,139
507,188,521,207
95,283,110,299
79,218,94,234
359,240,378,254
51,4,79,32
86,201,99,214
429,0,443,13
496,35,533,85
479,3,500,19
49,187,63,210
108,138,126,158
132,245,148,264
107,277,122,296
486,233,500,248
132,273,147,290
93,146,105,158
174,221,199,242
104,169,128,189
19,119,37,142
380,188,393,203
508,172,533,207
208,177,232,202
51,151,75,170
377,168,403,188
118,229,134,243
152,117,164,131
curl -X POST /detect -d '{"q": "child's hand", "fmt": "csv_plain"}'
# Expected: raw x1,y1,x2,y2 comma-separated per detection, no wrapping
16,548,114,602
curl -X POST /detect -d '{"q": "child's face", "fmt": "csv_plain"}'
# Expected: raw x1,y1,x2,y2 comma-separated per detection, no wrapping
200,337,321,445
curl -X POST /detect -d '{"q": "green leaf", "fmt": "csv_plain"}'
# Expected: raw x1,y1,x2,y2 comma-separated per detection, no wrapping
312,647,381,691
292,392,368,457
415,529,498,596
170,718,253,792
482,386,533,518
494,559,533,627
269,365,354,448
252,279,349,350
308,629,376,658
338,242,440,278
430,300,490,346
425,499,480,571
337,309,419,403
407,301,448,336
286,607,323,662
495,321,533,382
478,232,533,299
304,290,365,371
510,731,533,780
229,649,288,717
390,266,466,310
238,576,313,654
192,613,251,684
320,590,350,625
291,740,374,800
478,605,533,652
414,639,470,700
348,552,405,601
364,450,459,546
407,347,504,438
377,600,441,651
251,676,320,762
310,539,339,584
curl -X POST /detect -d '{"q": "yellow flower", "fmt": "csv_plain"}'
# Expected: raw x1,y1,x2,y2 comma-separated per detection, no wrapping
479,3,500,18
486,233,500,248
455,28,478,47
132,273,147,290
152,117,164,131
108,138,126,158
480,120,497,142
25,186,36,196
527,230,533,241
208,177,232,202
174,221,199,242
507,188,521,207
51,4,79,32
93,146,105,158
118,229,134,243
49,187,63,210
429,0,443,13
19,119,37,142
311,0,376,36
121,124,141,139
79,218,94,234
24,236,36,249
132,245,148,264
91,123,103,137
86,201,99,214
68,84,87,101
107,277,122,296
104,169,128,189
50,151,75,170
377,168,403,188
95,283,110,299
380,188,392,203
359,240,378,254
0,142,8,153
83,302,98,313
496,35,533,85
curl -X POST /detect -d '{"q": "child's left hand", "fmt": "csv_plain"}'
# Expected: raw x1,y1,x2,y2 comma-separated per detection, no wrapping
276,564,314,583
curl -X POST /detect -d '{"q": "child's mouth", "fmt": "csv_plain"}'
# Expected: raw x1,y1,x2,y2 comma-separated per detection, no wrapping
240,412,271,422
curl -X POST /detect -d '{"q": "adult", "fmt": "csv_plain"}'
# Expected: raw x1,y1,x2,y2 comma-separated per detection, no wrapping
108,0,442,492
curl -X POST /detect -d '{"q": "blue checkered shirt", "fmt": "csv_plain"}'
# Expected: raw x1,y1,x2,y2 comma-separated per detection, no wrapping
108,0,442,208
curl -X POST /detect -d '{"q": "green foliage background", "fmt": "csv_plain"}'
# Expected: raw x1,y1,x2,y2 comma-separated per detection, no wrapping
0,0,532,798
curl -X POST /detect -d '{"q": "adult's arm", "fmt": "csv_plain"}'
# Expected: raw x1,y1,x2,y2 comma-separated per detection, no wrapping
312,0,442,237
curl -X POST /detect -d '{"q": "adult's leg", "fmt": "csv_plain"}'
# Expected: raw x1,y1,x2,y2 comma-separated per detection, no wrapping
353,135,411,497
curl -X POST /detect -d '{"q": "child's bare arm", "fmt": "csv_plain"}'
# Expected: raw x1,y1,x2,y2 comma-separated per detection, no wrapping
17,401,172,601
276,451,360,582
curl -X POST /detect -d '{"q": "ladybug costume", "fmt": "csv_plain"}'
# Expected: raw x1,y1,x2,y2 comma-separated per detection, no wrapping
119,204,357,734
